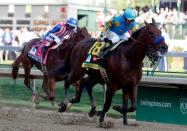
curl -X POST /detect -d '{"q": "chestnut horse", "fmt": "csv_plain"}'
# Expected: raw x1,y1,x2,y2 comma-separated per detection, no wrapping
11,27,90,102
59,20,168,125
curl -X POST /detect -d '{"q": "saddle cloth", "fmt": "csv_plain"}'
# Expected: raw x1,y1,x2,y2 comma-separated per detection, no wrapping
27,41,43,63
82,41,110,70
27,41,55,64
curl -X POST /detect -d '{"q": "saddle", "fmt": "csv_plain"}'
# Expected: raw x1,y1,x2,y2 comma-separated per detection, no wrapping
82,39,126,69
27,41,51,64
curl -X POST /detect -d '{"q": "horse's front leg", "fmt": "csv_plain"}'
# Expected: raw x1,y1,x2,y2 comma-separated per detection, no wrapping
122,89,129,125
122,85,137,125
127,85,137,112
98,84,116,123
113,85,137,125
59,78,71,112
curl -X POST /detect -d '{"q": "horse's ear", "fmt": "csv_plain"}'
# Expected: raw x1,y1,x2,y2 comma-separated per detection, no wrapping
152,18,156,25
144,20,149,26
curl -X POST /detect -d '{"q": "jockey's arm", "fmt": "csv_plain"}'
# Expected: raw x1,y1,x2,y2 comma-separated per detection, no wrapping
43,24,62,39
129,23,138,35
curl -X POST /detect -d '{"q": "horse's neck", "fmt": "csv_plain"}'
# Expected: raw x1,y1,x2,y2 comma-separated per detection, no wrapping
122,36,147,65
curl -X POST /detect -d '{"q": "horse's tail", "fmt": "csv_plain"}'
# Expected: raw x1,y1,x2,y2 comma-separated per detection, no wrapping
11,53,23,80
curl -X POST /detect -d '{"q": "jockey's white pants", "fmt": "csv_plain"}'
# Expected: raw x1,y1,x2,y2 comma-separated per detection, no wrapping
103,30,130,44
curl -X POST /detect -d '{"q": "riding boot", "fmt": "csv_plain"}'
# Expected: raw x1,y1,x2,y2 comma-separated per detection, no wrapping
99,40,113,60
97,40,113,66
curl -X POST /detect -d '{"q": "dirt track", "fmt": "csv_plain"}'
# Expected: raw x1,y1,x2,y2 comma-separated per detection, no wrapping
0,106,187,131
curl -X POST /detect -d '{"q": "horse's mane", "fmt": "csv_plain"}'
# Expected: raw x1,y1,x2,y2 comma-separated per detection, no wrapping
57,26,90,51
127,26,144,43
117,26,145,53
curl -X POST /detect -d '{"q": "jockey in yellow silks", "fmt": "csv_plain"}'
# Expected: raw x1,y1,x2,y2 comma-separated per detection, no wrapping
98,8,138,63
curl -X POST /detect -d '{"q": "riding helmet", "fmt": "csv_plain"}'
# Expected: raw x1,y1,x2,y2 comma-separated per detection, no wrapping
123,8,137,20
66,18,77,27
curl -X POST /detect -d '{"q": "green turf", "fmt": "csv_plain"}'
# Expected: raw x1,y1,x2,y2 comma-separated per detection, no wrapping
0,77,135,119
0,63,186,120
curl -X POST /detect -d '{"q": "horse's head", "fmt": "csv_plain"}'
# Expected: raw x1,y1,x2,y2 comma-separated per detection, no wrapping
142,19,168,62
71,27,91,42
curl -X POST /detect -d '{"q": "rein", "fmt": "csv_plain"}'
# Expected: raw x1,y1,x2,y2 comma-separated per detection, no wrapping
130,26,163,48
130,36,147,46
129,27,150,47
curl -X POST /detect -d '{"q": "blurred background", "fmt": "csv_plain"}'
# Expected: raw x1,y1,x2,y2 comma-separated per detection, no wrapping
0,0,186,72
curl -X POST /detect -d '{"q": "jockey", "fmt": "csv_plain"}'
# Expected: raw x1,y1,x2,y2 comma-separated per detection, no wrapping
31,18,77,63
98,8,138,62
41,17,77,51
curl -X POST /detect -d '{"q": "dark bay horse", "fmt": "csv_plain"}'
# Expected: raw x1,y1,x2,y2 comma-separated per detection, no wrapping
11,27,90,103
59,20,168,125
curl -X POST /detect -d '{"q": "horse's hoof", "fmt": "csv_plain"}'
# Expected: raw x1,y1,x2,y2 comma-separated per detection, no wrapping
123,122,128,125
99,116,104,123
99,121,114,128
58,103,67,113
59,106,66,113
88,107,96,117
33,94,40,104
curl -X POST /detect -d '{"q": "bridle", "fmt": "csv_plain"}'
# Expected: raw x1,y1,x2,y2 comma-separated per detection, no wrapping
130,25,164,49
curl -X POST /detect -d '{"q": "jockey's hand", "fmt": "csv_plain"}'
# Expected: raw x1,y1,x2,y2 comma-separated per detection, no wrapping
45,41,50,47
107,20,113,28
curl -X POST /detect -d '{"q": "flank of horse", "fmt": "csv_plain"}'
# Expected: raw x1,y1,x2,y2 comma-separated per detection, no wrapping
59,20,168,125
11,27,90,104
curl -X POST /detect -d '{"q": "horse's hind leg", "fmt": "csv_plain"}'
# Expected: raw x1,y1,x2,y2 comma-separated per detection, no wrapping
40,77,55,101
23,62,33,91
84,77,98,117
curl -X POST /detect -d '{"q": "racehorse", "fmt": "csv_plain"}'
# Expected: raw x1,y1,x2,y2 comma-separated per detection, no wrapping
59,20,168,125
11,27,90,103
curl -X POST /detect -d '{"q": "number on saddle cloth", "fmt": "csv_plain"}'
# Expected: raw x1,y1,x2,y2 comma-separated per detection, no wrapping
85,41,111,63
82,41,111,70
27,41,45,63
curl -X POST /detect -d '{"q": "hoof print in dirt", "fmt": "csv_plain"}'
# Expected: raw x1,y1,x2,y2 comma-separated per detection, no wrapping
99,121,114,129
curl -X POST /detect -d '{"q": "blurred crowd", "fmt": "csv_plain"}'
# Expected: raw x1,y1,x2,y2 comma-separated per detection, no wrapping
94,5,187,38
0,5,187,62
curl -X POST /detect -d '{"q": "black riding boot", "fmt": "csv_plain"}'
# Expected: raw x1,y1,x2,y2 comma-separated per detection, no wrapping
97,40,112,66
